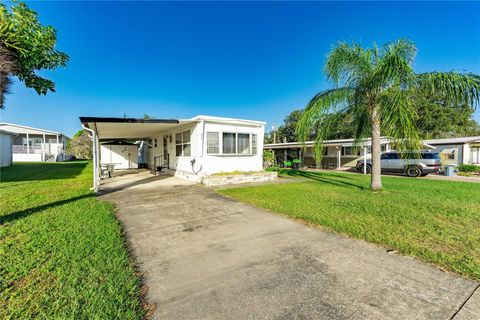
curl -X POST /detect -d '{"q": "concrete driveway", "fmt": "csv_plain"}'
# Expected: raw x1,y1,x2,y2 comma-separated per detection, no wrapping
99,171,479,320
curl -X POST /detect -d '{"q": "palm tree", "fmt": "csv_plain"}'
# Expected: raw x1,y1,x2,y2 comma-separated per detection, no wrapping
297,39,480,191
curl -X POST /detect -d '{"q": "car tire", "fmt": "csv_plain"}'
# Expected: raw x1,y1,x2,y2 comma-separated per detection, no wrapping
360,164,372,174
406,166,422,177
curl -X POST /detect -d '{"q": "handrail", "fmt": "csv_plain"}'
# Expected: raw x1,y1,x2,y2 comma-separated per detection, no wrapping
152,154,169,175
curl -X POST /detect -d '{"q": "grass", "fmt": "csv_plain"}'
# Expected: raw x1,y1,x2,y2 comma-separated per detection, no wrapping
219,169,480,280
0,162,144,319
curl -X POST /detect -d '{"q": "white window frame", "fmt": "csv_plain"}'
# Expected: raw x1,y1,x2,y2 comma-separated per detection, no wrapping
206,131,258,156
175,130,191,157
341,146,360,157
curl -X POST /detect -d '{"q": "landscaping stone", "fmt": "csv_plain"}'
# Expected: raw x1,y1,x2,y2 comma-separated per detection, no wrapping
202,171,278,186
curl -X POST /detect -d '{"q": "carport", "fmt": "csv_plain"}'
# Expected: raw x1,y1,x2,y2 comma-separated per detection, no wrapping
80,117,181,192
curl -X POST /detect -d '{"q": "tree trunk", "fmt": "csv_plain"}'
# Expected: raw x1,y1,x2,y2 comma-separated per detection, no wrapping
0,43,19,109
0,71,12,108
370,106,382,191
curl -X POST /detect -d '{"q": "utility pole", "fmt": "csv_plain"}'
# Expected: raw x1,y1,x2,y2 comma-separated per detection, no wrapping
272,125,276,143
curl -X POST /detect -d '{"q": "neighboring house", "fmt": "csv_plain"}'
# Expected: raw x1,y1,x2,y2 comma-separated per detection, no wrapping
0,129,17,167
422,136,480,166
265,136,480,168
80,115,265,190
100,141,139,170
0,123,70,162
265,137,394,169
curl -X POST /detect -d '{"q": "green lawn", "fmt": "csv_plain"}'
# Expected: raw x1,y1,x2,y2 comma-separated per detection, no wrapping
219,170,480,280
0,162,144,319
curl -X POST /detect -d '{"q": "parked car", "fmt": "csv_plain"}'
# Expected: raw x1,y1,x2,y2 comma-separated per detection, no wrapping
356,151,441,177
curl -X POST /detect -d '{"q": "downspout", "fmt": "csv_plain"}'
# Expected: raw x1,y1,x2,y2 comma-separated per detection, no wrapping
82,124,99,192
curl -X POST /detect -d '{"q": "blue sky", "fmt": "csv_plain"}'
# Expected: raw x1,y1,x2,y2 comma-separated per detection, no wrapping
1,1,480,137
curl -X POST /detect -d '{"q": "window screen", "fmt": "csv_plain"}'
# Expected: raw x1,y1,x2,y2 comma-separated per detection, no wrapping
207,132,219,154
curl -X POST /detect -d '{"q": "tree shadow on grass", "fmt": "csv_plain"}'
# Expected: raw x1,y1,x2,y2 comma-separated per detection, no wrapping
0,161,89,183
281,170,367,190
0,193,94,225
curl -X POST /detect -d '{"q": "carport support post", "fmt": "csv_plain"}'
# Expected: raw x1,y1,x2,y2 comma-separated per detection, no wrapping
336,147,341,169
94,133,100,191
363,147,367,174
42,134,46,161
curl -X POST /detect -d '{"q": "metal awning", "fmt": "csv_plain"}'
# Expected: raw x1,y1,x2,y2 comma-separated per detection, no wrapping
79,117,184,140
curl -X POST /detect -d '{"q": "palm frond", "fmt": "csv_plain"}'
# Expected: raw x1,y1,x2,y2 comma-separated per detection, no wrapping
325,41,373,87
416,72,480,107
297,87,354,164
379,86,421,152
370,38,416,89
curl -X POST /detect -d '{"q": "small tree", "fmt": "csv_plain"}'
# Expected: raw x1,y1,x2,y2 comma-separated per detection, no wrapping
67,130,93,160
0,2,69,108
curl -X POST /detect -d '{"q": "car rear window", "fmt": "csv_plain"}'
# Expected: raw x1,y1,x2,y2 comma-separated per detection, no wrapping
421,152,440,159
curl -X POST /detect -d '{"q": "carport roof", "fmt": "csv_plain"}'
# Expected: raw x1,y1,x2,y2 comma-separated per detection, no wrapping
80,116,186,140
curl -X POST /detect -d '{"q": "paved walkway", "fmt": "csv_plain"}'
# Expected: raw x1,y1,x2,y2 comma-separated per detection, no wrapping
99,171,479,320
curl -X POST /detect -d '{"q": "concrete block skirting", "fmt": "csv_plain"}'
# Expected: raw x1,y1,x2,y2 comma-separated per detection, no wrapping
202,171,278,187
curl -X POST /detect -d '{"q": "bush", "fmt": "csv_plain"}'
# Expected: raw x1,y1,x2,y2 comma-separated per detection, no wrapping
458,164,480,173
263,149,276,168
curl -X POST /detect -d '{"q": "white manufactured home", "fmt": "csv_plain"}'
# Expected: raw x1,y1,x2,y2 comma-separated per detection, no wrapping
0,129,17,167
80,115,266,190
0,123,69,162
265,136,480,169
422,136,480,166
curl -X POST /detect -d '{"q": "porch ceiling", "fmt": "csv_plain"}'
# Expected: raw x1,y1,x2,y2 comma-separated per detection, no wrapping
79,117,194,140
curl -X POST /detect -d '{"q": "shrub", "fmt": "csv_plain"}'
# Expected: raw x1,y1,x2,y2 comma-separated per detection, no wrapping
263,149,276,168
458,164,480,173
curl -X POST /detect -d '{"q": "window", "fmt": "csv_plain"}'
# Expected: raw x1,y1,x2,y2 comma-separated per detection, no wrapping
471,147,480,164
207,132,219,154
223,133,236,154
207,131,257,155
387,152,399,159
175,130,191,157
238,133,250,154
341,146,360,156
154,139,157,148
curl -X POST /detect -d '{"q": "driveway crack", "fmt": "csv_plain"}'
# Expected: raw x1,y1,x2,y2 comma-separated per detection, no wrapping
449,283,480,320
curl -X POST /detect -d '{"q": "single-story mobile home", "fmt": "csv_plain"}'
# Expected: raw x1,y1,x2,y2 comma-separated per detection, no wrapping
265,137,394,169
422,136,480,166
264,136,480,169
80,115,265,191
0,123,70,162
0,129,17,167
